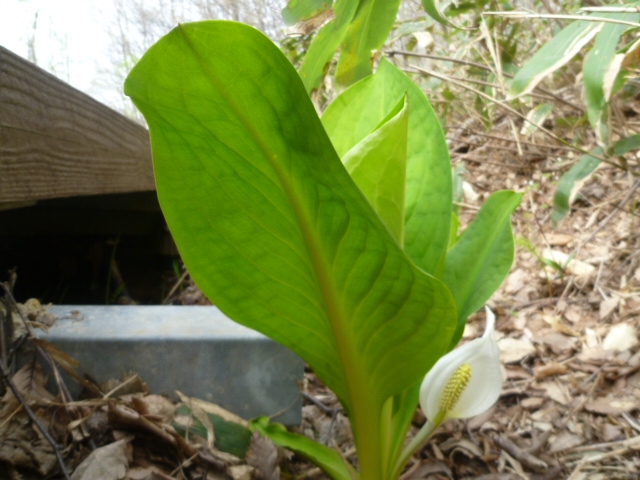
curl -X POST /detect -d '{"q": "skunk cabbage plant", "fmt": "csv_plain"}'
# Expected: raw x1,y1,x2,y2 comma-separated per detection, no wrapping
125,20,520,480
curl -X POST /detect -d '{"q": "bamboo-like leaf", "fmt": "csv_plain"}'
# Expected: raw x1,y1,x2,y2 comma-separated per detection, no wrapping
421,0,466,29
509,19,602,100
342,95,409,244
441,191,522,348
125,22,456,478
552,134,640,224
282,0,334,26
552,149,602,225
323,58,452,275
584,9,640,146
299,0,359,92
520,104,553,135
335,0,403,87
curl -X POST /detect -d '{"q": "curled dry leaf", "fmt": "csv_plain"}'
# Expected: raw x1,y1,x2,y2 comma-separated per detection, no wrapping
70,437,132,480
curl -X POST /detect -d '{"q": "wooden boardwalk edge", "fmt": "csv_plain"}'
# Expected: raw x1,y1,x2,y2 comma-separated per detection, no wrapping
0,46,155,205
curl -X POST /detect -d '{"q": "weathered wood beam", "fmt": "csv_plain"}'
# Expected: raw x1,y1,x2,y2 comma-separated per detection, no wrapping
0,46,154,204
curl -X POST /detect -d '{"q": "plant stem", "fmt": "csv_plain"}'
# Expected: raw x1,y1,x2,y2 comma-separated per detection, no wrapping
390,411,445,480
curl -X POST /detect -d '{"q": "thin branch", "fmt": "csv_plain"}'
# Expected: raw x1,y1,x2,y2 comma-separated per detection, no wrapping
483,11,640,29
0,353,72,480
444,126,579,152
580,7,640,14
406,64,634,173
385,50,584,112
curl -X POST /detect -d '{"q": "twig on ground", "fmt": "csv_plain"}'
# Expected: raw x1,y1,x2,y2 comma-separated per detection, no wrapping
492,434,549,473
163,269,190,304
0,354,72,480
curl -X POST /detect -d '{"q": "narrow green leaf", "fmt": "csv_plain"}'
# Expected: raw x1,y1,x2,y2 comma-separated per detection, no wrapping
342,95,409,244
335,0,403,87
323,58,452,275
125,21,456,477
421,0,467,29
584,9,640,146
521,104,553,135
552,134,640,224
552,150,602,226
299,0,359,92
282,0,334,26
251,417,354,480
442,190,522,348
509,20,602,99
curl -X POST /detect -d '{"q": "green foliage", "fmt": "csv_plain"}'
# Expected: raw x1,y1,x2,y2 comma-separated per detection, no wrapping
125,20,518,480
507,4,640,225
442,191,521,349
553,135,640,224
508,19,602,100
509,5,640,148
299,0,403,91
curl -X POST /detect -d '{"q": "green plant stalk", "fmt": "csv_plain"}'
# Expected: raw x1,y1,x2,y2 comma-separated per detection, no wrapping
390,411,445,479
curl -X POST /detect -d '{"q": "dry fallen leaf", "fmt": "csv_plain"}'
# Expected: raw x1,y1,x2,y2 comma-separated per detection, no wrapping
535,361,569,380
498,337,536,363
246,431,280,480
584,397,638,416
602,323,639,352
71,437,132,480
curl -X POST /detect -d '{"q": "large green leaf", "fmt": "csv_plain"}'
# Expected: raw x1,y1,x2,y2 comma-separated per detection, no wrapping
584,9,640,146
299,0,359,92
323,58,452,275
335,0,403,87
125,21,456,479
251,417,354,480
342,95,409,244
509,19,603,99
441,191,522,348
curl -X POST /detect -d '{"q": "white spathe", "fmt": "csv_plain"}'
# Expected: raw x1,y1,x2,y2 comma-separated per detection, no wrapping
420,307,503,421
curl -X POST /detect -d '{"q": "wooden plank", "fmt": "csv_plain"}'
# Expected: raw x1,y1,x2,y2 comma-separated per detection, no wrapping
0,46,155,204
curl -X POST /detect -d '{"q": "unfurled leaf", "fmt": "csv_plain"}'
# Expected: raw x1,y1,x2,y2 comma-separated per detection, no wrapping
342,94,409,244
125,21,456,478
442,191,522,348
335,0,403,87
323,58,452,275
509,19,602,99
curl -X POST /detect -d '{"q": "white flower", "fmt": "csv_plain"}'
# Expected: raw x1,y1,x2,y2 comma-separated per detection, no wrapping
419,307,502,422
